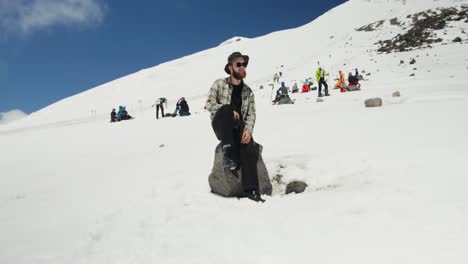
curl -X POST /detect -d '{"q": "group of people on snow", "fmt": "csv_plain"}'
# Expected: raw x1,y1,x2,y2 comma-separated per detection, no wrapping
335,69,361,92
271,66,362,101
110,106,133,122
110,97,191,122
151,97,191,119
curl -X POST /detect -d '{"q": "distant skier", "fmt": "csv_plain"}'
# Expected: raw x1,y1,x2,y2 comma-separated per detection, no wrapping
347,69,361,91
117,106,125,119
316,67,329,97
152,97,168,119
273,82,290,103
348,69,360,85
292,82,299,93
302,80,311,93
273,73,278,83
173,97,191,116
110,108,119,122
335,70,347,92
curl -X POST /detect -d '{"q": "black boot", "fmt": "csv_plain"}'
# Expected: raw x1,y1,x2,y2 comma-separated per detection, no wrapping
222,144,238,171
247,190,265,203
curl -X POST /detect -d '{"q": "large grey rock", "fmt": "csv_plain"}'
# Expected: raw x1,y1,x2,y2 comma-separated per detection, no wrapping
275,96,295,105
364,98,383,107
209,143,272,197
285,181,308,194
347,84,361,91
392,91,401,97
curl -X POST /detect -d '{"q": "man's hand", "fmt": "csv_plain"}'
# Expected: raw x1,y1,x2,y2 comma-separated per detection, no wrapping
241,130,251,144
233,111,240,121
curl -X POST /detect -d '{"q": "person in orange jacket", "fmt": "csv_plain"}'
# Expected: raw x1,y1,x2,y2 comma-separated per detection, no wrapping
335,70,347,92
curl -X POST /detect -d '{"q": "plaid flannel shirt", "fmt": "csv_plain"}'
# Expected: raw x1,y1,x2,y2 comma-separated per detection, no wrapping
206,77,256,134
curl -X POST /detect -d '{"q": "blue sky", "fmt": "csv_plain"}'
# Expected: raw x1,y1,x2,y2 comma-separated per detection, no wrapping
0,0,346,114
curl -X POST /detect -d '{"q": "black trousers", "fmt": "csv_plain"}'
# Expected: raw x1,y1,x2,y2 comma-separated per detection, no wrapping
318,79,328,95
212,105,259,192
156,104,164,119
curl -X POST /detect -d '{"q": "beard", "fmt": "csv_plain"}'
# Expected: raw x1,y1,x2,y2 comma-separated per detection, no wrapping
232,69,247,80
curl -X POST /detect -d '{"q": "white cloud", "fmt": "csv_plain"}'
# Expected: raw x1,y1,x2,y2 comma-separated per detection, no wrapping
0,109,28,125
0,0,106,34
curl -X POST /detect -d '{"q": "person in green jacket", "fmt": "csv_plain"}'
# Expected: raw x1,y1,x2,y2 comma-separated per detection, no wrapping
315,67,330,97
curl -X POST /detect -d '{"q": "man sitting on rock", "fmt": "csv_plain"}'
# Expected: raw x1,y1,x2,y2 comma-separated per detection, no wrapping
205,52,264,202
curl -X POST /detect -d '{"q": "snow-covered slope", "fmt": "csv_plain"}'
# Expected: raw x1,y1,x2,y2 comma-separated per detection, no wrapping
1,0,467,263
4,0,465,127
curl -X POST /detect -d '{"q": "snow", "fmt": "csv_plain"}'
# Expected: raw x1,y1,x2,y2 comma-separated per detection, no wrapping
219,36,250,46
1,0,468,263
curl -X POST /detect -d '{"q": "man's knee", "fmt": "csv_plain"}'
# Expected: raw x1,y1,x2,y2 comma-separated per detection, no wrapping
241,141,258,155
218,104,234,114
213,104,234,122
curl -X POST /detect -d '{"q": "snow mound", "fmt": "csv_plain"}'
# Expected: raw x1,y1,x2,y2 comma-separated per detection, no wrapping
0,109,28,125
218,36,250,46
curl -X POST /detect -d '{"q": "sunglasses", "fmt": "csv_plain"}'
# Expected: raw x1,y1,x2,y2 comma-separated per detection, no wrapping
234,62,248,68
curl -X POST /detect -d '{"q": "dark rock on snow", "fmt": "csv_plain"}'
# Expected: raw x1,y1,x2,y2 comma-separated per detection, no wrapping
364,98,383,107
356,20,384,32
209,142,272,197
275,96,295,105
285,181,308,194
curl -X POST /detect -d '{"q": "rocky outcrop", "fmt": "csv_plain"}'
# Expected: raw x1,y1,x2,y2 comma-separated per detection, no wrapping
373,6,468,53
356,20,384,32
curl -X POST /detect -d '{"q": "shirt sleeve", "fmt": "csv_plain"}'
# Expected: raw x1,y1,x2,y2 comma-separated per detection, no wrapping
244,92,256,134
206,80,222,115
